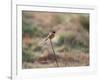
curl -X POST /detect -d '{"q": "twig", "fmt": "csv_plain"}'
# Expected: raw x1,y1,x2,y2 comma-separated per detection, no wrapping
64,37,67,66
49,39,59,67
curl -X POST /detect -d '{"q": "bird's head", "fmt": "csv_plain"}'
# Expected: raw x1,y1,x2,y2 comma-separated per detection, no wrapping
52,31,56,34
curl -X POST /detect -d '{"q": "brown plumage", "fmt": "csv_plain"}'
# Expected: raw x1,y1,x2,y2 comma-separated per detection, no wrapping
45,31,55,41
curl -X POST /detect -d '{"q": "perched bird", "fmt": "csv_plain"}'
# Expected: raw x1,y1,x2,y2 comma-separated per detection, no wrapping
38,31,56,46
44,31,56,41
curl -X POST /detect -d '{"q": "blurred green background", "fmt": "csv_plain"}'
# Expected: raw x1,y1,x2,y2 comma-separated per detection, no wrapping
22,11,89,68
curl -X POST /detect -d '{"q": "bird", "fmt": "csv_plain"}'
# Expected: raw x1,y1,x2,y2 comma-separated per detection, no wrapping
38,31,56,46
44,31,56,41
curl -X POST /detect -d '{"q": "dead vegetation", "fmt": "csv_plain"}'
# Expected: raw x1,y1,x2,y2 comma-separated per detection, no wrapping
22,52,89,69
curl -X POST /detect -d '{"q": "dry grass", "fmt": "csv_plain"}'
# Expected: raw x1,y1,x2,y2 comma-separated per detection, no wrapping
22,52,89,69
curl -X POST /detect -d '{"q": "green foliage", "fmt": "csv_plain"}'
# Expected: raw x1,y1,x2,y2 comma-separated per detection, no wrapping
22,50,36,63
56,31,89,53
81,47,89,53
22,24,44,37
22,11,44,38
57,35,65,46
68,37,89,53
33,46,42,52
80,14,89,32
57,31,75,46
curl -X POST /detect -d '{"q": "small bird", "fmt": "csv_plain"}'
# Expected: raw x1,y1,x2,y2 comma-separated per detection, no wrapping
38,31,56,46
44,31,56,41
